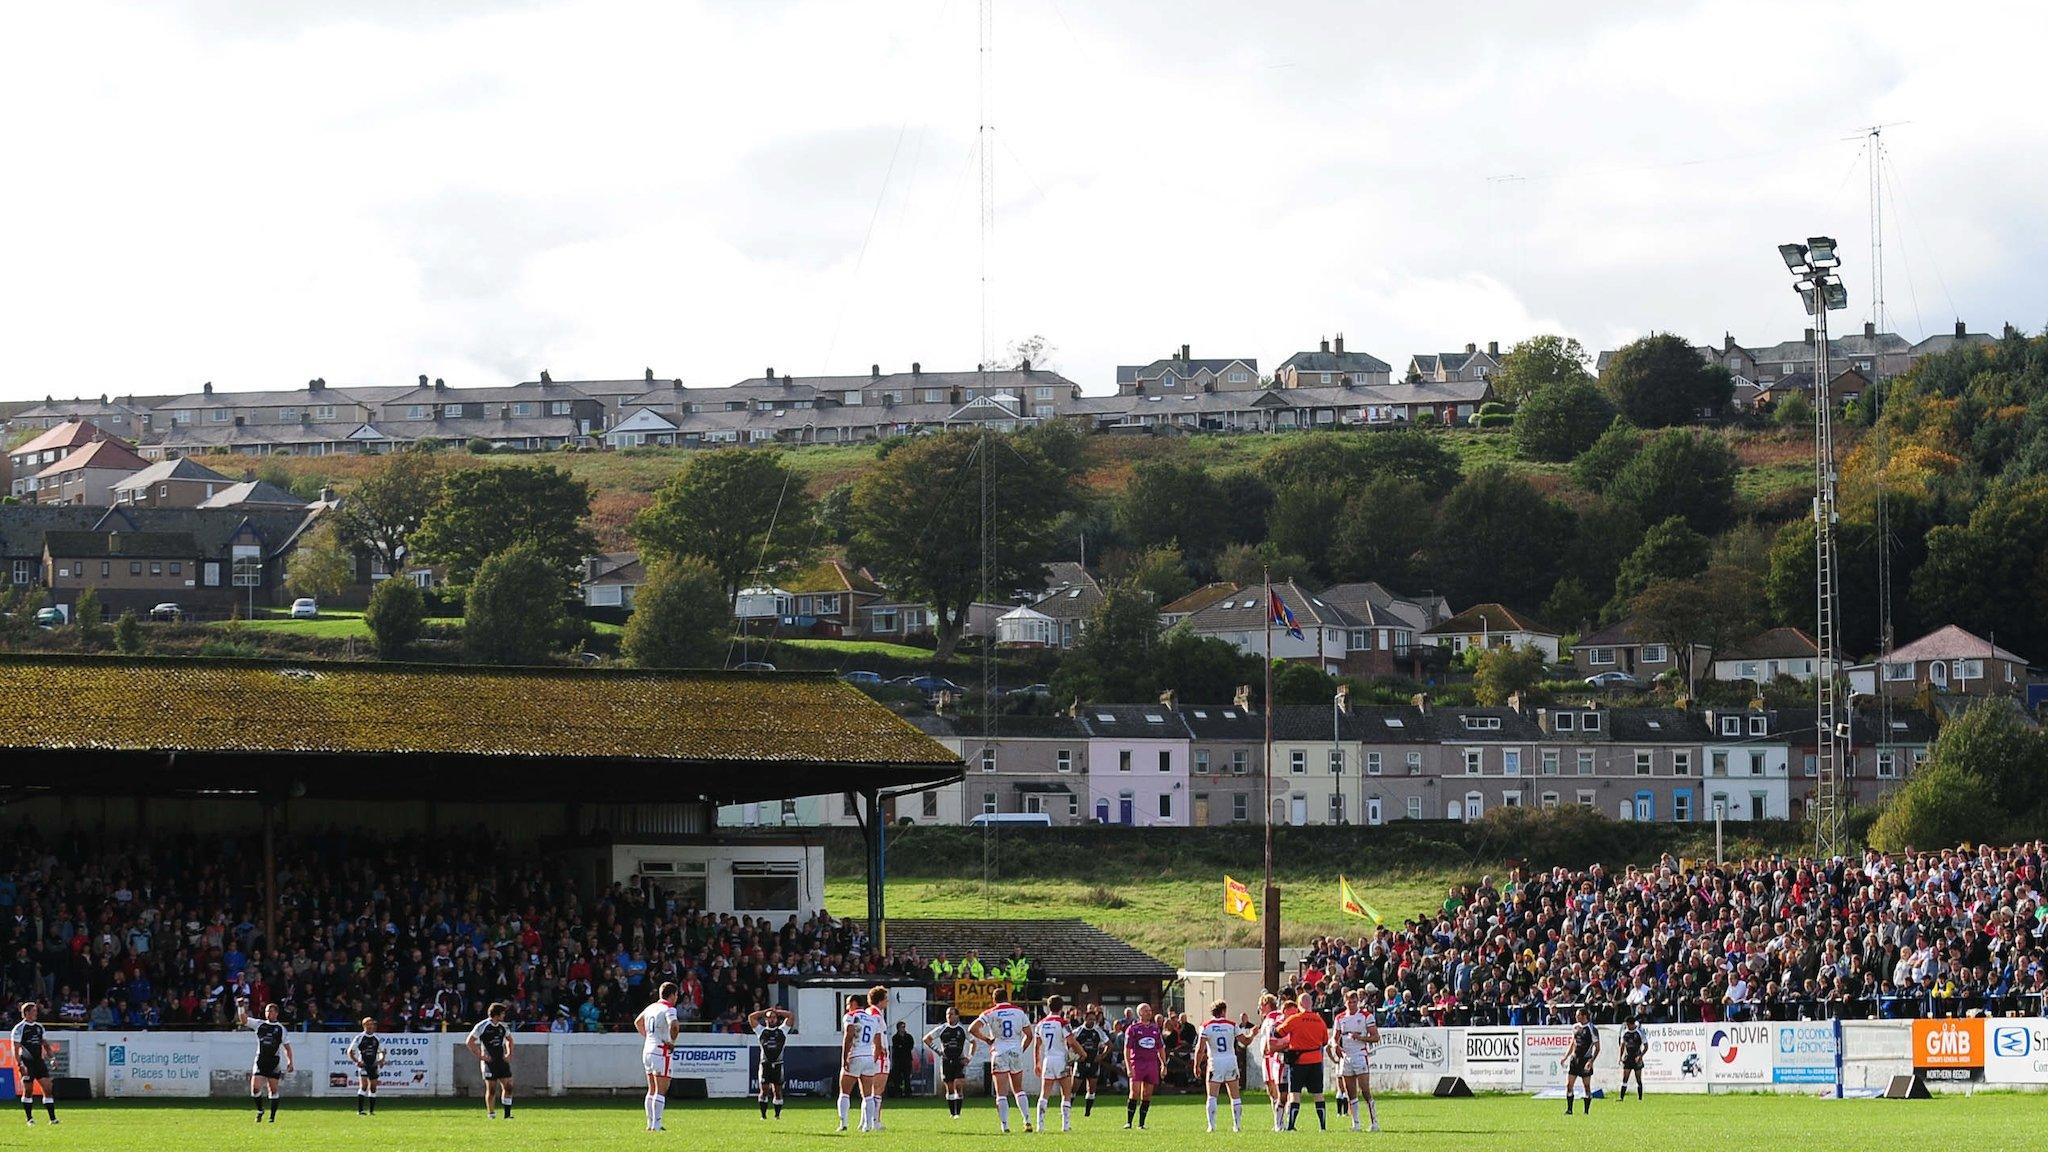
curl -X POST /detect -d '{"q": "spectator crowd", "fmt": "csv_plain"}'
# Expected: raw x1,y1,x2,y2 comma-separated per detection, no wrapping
1294,842,2048,1026
0,829,929,1036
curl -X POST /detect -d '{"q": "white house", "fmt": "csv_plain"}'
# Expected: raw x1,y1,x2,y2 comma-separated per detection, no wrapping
1698,707,1791,821
1710,627,1828,685
1422,603,1563,663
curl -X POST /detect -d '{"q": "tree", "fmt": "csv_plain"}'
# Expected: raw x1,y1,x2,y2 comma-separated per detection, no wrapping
1571,417,1641,492
364,577,426,658
1048,582,1163,704
1151,629,1262,705
1770,391,1814,429
1125,544,1194,605
1267,481,1349,583
413,465,596,589
1002,334,1056,370
1215,542,1310,587
1492,334,1594,403
285,520,355,603
850,429,1078,659
1473,645,1546,706
1213,470,1276,553
1912,477,2048,662
1868,701,2048,851
1329,477,1433,587
622,558,730,669
1269,661,1336,707
1610,515,1710,613
1257,431,1460,495
1630,564,1761,693
464,544,569,665
1606,428,1739,534
113,609,143,655
1541,576,1601,635
1426,465,1573,609
331,451,445,580
1597,333,1735,427
1513,380,1616,461
633,449,817,600
1116,460,1227,563
72,588,105,650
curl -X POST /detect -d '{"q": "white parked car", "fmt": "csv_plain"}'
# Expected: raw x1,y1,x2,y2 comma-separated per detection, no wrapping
290,598,320,619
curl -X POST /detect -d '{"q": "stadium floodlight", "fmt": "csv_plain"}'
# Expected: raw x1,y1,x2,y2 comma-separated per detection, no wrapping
1823,281,1849,311
1778,242,1811,272
1806,236,1840,267
1800,287,1819,316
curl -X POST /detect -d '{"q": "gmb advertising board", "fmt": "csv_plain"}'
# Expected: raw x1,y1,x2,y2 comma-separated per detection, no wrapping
1984,1020,2048,1085
324,1033,436,1094
104,1036,209,1098
1705,1022,1772,1086
1770,1021,1839,1085
1641,1023,1709,1092
1458,1029,1523,1088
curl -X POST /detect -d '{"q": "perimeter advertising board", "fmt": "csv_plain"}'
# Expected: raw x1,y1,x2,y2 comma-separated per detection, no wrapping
1459,1029,1522,1088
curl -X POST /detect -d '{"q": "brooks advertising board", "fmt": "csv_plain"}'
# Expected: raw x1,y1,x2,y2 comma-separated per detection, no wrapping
1459,1029,1522,1088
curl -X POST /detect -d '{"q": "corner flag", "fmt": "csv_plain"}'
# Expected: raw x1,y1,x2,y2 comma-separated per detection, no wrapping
1339,876,1383,925
1224,875,1258,922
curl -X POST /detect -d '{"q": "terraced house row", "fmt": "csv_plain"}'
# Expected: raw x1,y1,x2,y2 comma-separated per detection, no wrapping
720,697,1938,831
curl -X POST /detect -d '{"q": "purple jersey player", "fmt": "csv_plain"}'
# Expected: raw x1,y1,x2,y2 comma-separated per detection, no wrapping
1122,1003,1164,1128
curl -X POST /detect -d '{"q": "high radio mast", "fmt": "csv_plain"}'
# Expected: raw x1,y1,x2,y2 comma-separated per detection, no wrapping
977,0,997,914
1863,126,1899,752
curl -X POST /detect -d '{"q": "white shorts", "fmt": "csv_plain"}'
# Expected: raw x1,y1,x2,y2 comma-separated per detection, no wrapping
1338,1054,1371,1078
643,1047,673,1077
1208,1059,1240,1084
846,1053,881,1078
991,1049,1026,1075
1040,1054,1069,1080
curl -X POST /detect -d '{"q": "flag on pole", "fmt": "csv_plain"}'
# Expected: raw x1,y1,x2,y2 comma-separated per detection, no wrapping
1339,876,1383,925
1268,589,1303,640
1224,875,1258,922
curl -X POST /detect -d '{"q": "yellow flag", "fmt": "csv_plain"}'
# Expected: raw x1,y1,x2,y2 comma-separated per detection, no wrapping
1224,875,1258,922
1339,876,1383,925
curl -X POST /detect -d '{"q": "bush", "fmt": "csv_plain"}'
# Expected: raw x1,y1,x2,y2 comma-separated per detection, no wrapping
364,578,427,658
1770,392,1813,429
1474,412,1514,429
466,438,493,454
114,610,143,655
71,588,105,649
464,543,567,665
414,437,444,454
622,558,729,668
1515,380,1618,462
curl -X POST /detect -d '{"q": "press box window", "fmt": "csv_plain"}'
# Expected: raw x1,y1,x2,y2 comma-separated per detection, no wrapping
731,861,801,911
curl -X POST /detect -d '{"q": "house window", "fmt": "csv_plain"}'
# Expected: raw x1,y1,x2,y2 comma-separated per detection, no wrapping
550,400,572,416
1196,749,1211,774
1406,796,1422,819
1541,750,1559,775
405,405,428,419
1406,752,1423,775
1556,713,1575,732
1319,372,1331,384
1674,793,1693,822
1035,386,1054,400
1231,750,1249,775
1583,712,1602,732
1054,749,1075,773
1802,753,1817,777
1158,793,1172,820
209,409,229,422
314,405,335,420
1289,750,1306,775
1328,748,1344,774
149,562,162,576
1228,371,1248,384
279,408,298,422
510,402,535,416
1635,750,1653,776
1540,792,1559,810
1347,629,1369,650
1067,795,1080,819
1503,750,1521,776
1576,790,1596,809
1024,794,1044,815
169,562,181,576
1587,647,1614,666
1674,752,1691,776
1721,716,1741,736
843,793,860,817
130,562,142,576
980,749,996,772
1463,749,1482,775
1232,794,1249,823
1328,794,1345,824
1643,644,1668,663
100,561,110,578
1748,751,1766,776
1366,752,1382,776
444,404,463,417
1877,750,1897,779
982,792,998,815
921,389,945,404
1957,658,1984,680
1748,716,1767,736
1711,751,1729,776
921,791,938,819
1119,751,1132,772
1576,751,1595,776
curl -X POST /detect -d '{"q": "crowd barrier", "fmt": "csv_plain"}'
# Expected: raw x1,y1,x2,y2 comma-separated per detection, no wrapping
7,1019,2046,1100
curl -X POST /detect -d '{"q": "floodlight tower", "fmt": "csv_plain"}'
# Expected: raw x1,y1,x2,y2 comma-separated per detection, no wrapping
1778,237,1849,857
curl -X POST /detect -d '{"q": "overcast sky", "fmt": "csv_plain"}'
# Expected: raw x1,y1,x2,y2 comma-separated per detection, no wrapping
4,0,2043,402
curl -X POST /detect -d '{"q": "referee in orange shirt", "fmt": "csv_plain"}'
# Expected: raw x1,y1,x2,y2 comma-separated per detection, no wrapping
1270,996,1330,1130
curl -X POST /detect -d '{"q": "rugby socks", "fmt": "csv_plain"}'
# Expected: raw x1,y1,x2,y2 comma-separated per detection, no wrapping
254,1085,266,1121
775,1096,784,1119
1138,1100,1150,1129
367,1087,376,1115
1084,1092,1095,1117
1315,1100,1327,1129
1061,1097,1071,1132
501,1093,513,1119
997,1094,1010,1132
1035,1095,1048,1132
837,1092,851,1129
646,1093,656,1128
1125,1099,1136,1127
1337,1092,1348,1116
358,1090,367,1116
41,1097,55,1123
1013,1093,1030,1130
1566,1094,1574,1115
268,1087,279,1121
1206,1097,1218,1131
1287,1102,1299,1130
21,1097,32,1122
1581,1089,1591,1114
947,1090,962,1117
1364,1095,1378,1129
759,1092,769,1119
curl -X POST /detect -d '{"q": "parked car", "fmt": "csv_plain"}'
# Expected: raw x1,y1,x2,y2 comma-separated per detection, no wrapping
841,670,884,686
969,812,1053,827
1005,683,1051,698
289,598,319,619
900,675,966,697
1584,670,1642,690
149,603,183,622
733,661,778,672
33,607,63,628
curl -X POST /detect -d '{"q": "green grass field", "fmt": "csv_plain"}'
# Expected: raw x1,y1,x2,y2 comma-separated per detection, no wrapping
780,638,945,662
18,1093,2040,1151
825,874,1461,959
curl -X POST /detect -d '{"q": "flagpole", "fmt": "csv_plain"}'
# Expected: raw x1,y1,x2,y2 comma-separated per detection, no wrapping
1262,568,1280,995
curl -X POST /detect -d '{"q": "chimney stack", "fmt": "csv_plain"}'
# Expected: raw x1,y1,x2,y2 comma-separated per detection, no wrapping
539,371,552,384
911,362,922,376
1158,689,1177,710
1233,684,1254,713
1487,340,1499,357
1803,327,1815,343
645,367,655,381
1864,321,1877,338
203,382,213,395
434,378,446,392
1320,338,1330,354
418,374,429,387
1020,358,1032,373
765,367,775,381
1334,334,1346,355
1955,319,1967,338
1335,684,1351,715
1465,342,1477,354
871,364,881,379
1411,693,1429,714
1507,691,1524,715
1180,343,1190,362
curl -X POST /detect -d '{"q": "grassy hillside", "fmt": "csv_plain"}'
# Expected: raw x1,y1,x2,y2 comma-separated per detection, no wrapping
819,817,1809,960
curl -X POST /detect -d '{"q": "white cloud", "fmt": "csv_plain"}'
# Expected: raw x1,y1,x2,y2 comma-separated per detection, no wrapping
1,0,2042,403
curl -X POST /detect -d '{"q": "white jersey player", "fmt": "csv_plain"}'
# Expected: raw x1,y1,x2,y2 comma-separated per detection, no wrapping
1330,987,1381,1132
1253,993,1288,1130
970,999,1037,1133
1032,996,1084,1132
1196,1002,1245,1132
635,984,681,1131
842,988,890,1133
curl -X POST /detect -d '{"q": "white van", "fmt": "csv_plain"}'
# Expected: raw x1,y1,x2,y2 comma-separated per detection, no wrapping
968,812,1053,828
